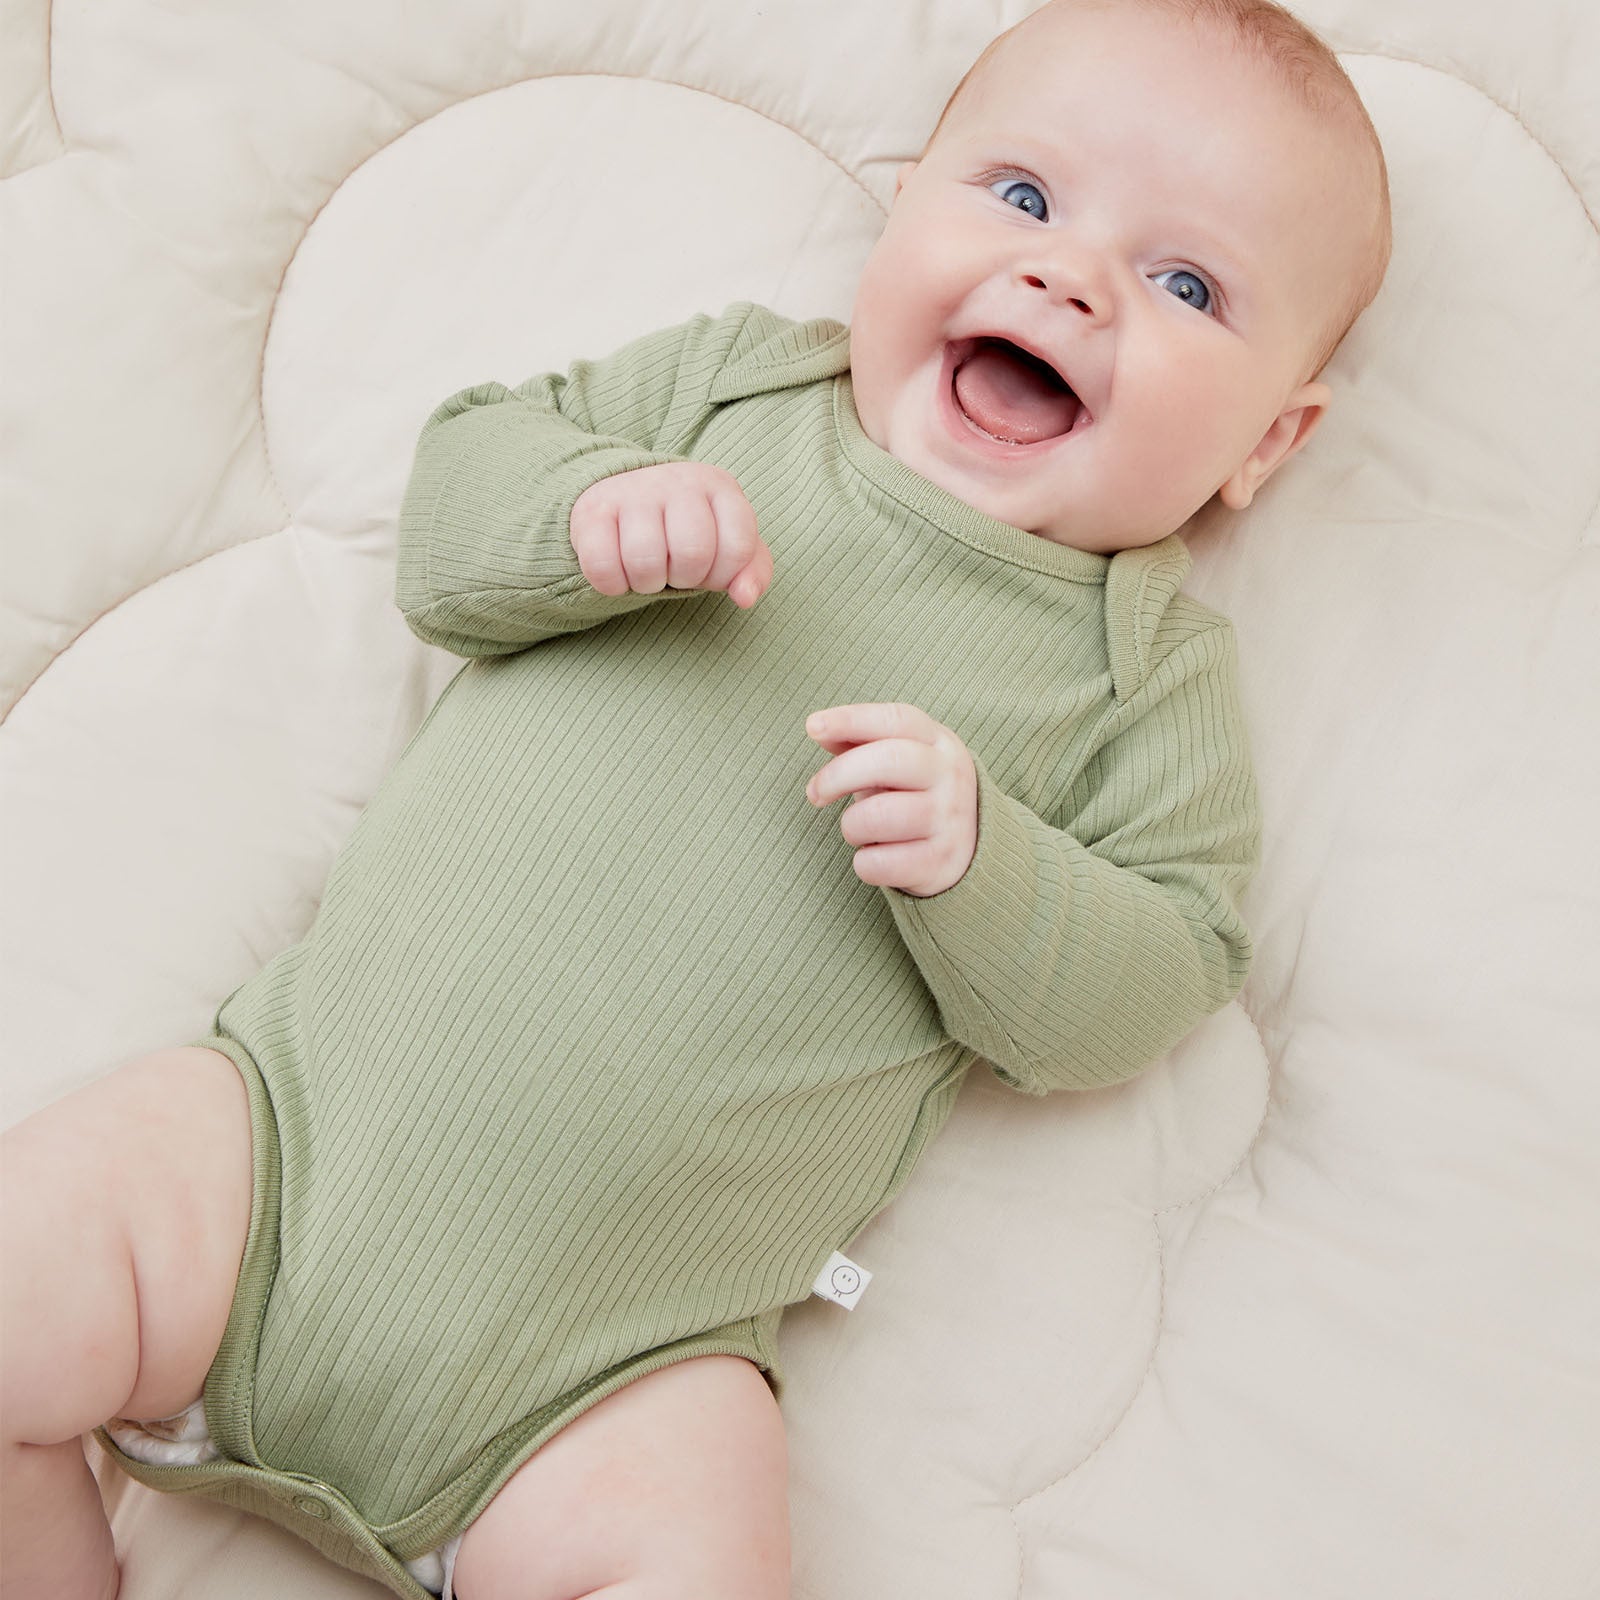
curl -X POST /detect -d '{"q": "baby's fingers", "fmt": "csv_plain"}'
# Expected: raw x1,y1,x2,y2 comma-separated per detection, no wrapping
807,738,934,806
838,790,930,847
704,486,772,607
727,538,774,609
617,500,669,594
568,491,630,596
662,491,720,590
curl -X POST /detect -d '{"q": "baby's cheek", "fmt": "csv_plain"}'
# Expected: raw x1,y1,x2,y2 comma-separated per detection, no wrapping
1159,368,1258,478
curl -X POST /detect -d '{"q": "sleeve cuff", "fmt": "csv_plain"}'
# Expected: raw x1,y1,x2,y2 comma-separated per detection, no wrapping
879,755,1063,1045
888,748,1038,900
432,428,675,596
539,441,679,547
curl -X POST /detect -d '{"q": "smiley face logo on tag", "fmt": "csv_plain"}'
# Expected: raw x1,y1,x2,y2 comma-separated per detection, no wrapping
811,1250,871,1309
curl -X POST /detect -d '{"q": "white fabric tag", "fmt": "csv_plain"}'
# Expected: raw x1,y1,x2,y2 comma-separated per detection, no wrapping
810,1250,871,1309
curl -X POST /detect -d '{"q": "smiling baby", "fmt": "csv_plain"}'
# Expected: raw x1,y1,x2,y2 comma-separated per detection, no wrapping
1,4,1390,1598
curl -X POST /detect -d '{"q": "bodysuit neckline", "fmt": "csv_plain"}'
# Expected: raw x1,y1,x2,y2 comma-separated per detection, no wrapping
830,374,1113,588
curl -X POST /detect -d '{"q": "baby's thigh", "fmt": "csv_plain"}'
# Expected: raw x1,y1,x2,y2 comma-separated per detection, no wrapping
451,1354,790,1600
1,1045,251,1432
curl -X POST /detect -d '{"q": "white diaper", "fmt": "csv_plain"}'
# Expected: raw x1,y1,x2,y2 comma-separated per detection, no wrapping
105,1403,463,1597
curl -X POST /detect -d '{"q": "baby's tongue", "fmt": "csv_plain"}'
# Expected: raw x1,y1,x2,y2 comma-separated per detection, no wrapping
953,341,1076,444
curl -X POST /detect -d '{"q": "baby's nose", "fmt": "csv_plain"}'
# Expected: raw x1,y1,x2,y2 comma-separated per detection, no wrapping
1022,272,1095,316
1016,251,1110,324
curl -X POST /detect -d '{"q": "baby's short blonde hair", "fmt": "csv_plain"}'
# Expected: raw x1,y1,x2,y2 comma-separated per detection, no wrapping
927,0,1392,378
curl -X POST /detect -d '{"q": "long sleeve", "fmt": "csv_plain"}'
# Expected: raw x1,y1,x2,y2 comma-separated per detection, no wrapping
883,620,1260,1094
395,306,762,657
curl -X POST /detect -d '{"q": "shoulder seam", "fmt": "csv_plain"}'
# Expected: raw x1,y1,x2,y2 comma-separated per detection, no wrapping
1105,535,1192,703
707,312,851,406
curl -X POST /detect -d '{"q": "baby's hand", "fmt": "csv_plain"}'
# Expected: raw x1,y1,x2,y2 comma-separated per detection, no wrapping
805,702,978,898
569,462,772,609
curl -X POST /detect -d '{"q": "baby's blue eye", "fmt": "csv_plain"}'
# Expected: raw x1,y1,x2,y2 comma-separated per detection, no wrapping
1154,268,1213,313
989,178,1048,220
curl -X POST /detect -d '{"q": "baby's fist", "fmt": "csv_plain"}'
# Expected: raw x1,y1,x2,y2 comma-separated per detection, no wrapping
570,462,772,608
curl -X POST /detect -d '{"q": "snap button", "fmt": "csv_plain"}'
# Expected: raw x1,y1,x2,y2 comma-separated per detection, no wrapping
293,1494,331,1520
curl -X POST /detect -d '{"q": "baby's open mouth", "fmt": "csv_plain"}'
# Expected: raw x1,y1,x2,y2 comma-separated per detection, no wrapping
950,337,1085,445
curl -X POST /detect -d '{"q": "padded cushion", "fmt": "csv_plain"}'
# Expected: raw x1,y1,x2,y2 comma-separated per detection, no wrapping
3,0,1596,1594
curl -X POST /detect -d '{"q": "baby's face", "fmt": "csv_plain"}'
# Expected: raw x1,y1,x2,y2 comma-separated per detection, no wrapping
849,4,1364,553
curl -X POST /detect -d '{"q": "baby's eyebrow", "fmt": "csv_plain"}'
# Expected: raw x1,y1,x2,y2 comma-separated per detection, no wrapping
979,133,1066,176
1181,224,1254,289
1156,215,1261,323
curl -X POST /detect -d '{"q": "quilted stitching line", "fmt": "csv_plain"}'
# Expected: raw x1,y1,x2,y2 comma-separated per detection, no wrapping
0,0,66,176
0,524,292,725
523,69,891,213
1339,47,1599,235
39,0,64,162
1335,48,1599,539
1008,1218,1165,1595
1008,1009,1273,1589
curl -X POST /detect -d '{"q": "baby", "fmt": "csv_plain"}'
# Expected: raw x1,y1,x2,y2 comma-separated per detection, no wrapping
0,1,1390,1597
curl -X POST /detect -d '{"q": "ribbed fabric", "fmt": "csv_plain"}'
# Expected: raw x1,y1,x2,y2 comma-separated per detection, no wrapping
183,303,1260,1569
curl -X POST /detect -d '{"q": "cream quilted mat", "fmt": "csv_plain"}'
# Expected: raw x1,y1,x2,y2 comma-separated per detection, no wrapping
3,0,1597,1595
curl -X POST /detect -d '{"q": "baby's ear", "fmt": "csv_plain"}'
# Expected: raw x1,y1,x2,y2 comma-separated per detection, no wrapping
1218,381,1330,510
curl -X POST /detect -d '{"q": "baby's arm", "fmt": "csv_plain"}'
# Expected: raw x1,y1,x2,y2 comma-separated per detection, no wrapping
875,622,1260,1094
395,307,760,658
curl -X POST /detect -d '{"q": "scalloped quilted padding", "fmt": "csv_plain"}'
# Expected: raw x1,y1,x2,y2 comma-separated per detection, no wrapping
3,1,1597,1596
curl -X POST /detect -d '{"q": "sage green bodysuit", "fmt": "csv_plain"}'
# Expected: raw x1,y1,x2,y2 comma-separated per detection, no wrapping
100,304,1260,1597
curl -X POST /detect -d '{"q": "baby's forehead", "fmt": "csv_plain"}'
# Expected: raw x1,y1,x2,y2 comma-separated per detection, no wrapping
948,11,1379,346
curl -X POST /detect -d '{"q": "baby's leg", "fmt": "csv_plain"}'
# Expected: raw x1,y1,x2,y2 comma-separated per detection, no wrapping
0,1046,252,1600
451,1354,790,1600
